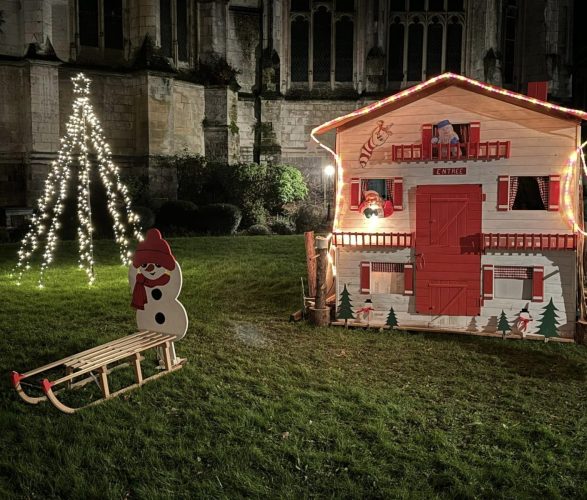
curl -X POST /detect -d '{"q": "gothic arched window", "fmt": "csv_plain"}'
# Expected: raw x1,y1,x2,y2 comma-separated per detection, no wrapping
387,0,465,86
289,1,355,87
159,0,191,63
335,16,354,82
78,0,123,50
291,16,310,82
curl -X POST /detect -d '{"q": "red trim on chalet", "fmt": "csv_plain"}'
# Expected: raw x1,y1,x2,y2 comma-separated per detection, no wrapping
497,176,510,211
528,82,548,101
332,232,413,248
482,233,576,251
482,265,494,300
350,178,360,210
393,177,403,210
548,175,561,211
360,262,370,294
404,264,414,296
532,266,545,302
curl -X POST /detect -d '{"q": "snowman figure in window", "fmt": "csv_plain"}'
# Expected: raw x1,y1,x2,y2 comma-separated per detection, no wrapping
358,190,394,219
432,119,461,159
129,229,188,365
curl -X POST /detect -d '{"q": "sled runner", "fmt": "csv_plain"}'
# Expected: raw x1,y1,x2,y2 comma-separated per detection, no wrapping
11,229,189,413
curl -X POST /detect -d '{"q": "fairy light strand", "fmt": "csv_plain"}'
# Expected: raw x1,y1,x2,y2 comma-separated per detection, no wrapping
14,73,142,287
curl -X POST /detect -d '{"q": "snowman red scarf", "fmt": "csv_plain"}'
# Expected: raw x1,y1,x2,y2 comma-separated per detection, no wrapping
131,272,171,310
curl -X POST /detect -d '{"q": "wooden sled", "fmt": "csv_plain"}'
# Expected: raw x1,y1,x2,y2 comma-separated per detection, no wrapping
11,330,184,414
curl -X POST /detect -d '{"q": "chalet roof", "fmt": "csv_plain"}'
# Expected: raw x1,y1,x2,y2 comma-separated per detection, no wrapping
311,73,587,138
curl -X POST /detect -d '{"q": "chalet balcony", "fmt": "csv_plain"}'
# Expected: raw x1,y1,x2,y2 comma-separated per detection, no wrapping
332,231,576,251
332,232,413,248
391,141,511,162
481,233,577,251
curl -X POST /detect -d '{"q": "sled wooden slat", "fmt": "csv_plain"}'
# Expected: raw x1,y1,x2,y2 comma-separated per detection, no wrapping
66,331,165,369
17,330,151,380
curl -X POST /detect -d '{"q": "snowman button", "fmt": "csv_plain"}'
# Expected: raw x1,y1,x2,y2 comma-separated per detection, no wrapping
155,312,166,324
151,288,162,300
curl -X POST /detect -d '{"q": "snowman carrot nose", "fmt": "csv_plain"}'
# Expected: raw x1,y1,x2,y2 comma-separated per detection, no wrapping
145,264,155,272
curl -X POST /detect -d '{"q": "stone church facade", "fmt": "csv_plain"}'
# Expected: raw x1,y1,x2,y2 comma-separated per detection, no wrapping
0,0,576,214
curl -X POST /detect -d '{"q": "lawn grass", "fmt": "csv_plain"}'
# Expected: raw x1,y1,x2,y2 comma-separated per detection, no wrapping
1,235,587,498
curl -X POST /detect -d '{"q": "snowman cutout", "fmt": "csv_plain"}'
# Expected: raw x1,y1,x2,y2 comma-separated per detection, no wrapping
129,228,188,365
514,305,533,338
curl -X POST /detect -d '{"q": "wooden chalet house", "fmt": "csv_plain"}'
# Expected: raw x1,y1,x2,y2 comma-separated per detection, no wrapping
312,73,587,339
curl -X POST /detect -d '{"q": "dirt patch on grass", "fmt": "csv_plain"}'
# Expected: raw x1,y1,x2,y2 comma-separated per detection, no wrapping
233,322,272,348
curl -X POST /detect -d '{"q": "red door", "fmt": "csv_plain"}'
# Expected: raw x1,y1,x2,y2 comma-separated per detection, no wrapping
415,185,482,316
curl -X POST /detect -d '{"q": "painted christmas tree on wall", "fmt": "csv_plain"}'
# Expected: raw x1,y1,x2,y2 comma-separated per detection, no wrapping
497,310,511,339
386,305,398,330
14,73,142,287
337,284,355,328
536,298,560,338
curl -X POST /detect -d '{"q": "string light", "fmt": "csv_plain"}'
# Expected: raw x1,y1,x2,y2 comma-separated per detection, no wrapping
14,73,142,287
311,72,587,277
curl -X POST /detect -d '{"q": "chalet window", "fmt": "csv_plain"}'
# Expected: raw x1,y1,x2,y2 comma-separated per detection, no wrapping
361,178,393,201
159,0,190,62
510,176,548,210
485,265,544,302
289,1,356,86
371,263,405,294
351,177,403,211
78,0,123,50
387,0,465,86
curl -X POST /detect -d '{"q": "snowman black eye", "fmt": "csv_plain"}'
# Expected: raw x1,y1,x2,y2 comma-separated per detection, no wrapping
155,264,161,268
141,264,147,268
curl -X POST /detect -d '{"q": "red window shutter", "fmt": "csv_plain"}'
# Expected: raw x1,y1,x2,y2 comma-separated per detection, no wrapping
469,122,480,143
421,124,432,160
528,81,548,101
548,175,560,211
532,266,544,302
393,177,403,210
360,262,370,294
350,178,360,210
497,176,509,211
404,263,414,295
482,264,494,300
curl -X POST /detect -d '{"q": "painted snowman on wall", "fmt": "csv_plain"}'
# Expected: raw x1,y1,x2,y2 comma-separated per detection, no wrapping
129,228,188,364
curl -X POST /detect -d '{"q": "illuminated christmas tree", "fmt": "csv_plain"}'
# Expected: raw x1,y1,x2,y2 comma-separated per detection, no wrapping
337,284,355,328
14,73,142,287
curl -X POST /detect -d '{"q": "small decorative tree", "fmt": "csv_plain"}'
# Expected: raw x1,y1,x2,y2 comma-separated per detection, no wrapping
536,298,560,339
497,310,511,339
386,305,398,330
337,284,355,328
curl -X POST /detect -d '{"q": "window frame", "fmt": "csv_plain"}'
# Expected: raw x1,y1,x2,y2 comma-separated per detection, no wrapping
287,1,357,91
75,0,124,54
159,0,194,67
386,0,466,88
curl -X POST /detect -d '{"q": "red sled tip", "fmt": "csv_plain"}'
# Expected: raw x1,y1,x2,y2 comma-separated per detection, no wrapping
41,379,54,394
10,371,23,388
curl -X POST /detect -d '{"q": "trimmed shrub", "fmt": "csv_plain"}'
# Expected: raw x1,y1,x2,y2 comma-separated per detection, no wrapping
266,164,308,213
295,204,327,233
156,200,198,231
247,224,272,235
269,218,295,235
197,203,242,235
133,206,155,231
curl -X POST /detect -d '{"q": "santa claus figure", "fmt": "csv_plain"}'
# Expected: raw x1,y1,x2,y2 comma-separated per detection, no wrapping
358,190,394,219
129,228,188,364
432,119,461,158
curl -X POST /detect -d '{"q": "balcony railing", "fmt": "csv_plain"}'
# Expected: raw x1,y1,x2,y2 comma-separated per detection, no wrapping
332,232,413,248
391,141,511,162
482,233,577,251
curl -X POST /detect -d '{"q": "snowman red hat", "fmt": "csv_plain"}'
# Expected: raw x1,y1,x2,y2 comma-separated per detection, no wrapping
133,228,176,270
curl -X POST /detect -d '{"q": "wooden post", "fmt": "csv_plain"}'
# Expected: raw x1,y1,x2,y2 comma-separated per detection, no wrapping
98,366,110,399
305,232,317,298
309,236,330,326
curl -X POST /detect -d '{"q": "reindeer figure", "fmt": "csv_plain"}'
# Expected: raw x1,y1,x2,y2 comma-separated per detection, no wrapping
359,120,393,168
